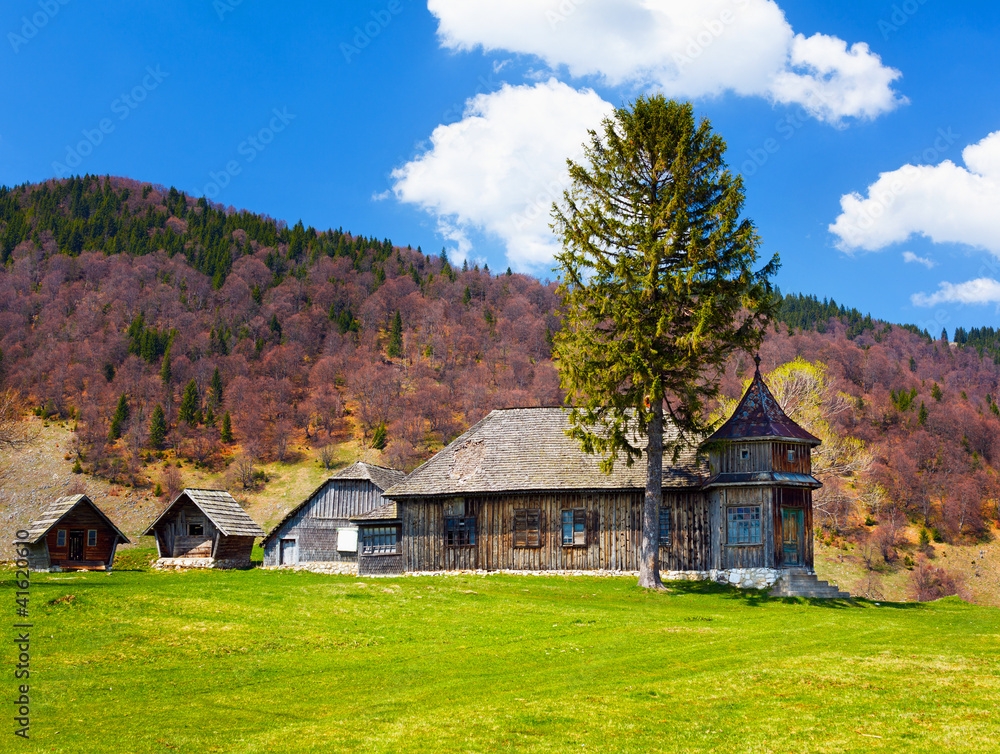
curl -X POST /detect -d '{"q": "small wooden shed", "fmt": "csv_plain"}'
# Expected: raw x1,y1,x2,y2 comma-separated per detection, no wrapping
143,488,264,567
262,462,405,567
352,500,403,576
18,494,129,571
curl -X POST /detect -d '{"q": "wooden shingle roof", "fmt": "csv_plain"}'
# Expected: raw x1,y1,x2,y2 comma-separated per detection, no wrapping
20,494,130,545
351,500,399,522
142,489,264,538
708,361,821,446
260,462,405,544
384,407,703,499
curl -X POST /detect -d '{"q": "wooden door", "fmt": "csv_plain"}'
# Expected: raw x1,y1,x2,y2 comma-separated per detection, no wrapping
781,509,803,566
280,538,298,565
68,530,85,561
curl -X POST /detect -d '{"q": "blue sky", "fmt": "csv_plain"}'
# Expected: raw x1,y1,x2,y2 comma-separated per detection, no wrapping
3,1,1000,334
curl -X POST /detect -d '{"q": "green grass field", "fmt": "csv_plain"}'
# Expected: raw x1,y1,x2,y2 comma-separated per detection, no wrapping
5,556,999,753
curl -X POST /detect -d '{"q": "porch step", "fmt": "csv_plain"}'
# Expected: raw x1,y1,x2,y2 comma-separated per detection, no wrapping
770,569,851,599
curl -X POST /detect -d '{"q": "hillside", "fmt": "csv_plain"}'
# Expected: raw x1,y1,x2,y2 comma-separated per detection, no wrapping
1,176,999,603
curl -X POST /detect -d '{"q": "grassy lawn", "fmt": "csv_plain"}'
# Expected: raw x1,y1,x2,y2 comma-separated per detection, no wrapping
5,559,999,753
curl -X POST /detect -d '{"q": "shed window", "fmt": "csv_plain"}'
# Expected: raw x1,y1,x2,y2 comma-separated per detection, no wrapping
740,448,749,460
561,509,587,546
658,507,671,546
56,529,66,547
87,530,97,547
727,506,762,545
445,517,476,547
361,526,398,555
513,509,542,548
787,448,796,463
188,522,204,536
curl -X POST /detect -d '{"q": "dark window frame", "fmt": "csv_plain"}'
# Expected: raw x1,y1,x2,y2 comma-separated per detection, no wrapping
361,525,399,555
561,509,587,547
87,529,97,547
658,507,671,546
444,516,476,548
513,509,542,548
188,522,204,536
56,529,66,547
727,505,762,545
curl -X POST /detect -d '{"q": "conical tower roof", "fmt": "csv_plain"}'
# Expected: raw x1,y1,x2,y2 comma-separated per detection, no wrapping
709,357,821,446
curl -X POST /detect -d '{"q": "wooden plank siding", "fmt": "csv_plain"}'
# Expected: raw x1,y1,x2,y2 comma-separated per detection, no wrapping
717,486,772,570
400,490,710,572
44,505,121,568
263,479,394,566
711,440,812,476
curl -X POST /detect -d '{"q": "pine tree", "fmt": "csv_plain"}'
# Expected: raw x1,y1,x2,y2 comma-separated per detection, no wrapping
918,401,928,426
387,310,403,358
552,95,778,589
149,404,167,448
160,343,172,384
108,393,130,441
179,380,200,426
210,366,224,407
221,411,234,443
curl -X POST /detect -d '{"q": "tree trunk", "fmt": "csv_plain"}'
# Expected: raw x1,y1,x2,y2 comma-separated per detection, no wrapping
637,401,666,589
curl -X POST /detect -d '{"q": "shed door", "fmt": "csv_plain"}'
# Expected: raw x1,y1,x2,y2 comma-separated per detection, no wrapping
280,538,298,565
68,530,85,560
781,508,803,566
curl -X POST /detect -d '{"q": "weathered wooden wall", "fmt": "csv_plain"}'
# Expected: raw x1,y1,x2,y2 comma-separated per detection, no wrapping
155,501,216,558
43,505,120,568
399,490,710,572
714,486,773,570
263,479,391,566
711,440,812,476
771,487,814,567
215,535,255,563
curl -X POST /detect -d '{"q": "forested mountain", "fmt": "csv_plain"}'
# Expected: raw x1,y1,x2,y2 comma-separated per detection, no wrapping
1,177,998,576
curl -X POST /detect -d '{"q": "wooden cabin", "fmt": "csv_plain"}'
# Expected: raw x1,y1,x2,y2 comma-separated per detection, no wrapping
143,489,264,568
18,494,129,572
381,361,823,589
261,462,405,567
351,500,403,576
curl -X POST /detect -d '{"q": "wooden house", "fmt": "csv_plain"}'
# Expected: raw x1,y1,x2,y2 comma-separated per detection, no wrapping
262,462,405,567
18,494,129,571
351,500,402,576
381,362,837,593
143,489,264,568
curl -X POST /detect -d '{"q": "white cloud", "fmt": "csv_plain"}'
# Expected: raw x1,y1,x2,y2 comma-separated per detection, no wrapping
912,278,1000,307
830,130,1000,254
427,0,904,124
391,79,614,271
902,251,934,268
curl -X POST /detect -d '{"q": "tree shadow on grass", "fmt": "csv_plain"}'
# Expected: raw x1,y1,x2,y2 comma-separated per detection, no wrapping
667,578,922,609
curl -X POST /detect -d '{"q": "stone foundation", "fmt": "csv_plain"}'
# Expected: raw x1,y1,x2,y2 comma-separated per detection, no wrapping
263,561,359,576
153,557,252,570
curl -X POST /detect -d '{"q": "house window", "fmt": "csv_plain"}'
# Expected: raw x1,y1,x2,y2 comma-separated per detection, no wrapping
740,448,749,460
87,530,97,547
56,530,66,547
561,509,587,546
445,516,476,547
361,526,398,555
513,509,542,548
787,448,796,463
659,507,671,546
727,506,762,545
188,522,204,536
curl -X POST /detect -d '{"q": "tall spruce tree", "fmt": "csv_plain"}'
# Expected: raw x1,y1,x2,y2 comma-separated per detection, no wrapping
108,393,130,441
552,96,778,589
387,310,403,358
179,380,200,426
210,366,224,407
221,410,234,443
149,404,167,448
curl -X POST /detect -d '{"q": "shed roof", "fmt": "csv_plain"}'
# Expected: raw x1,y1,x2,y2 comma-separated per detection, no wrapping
19,494,130,546
142,489,264,538
707,361,821,446
261,462,405,544
384,407,703,500
351,500,399,522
